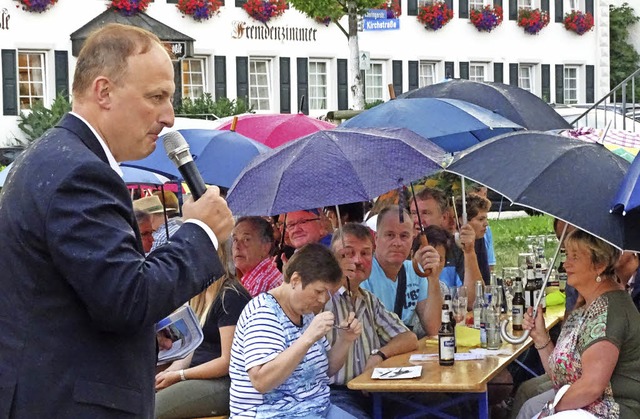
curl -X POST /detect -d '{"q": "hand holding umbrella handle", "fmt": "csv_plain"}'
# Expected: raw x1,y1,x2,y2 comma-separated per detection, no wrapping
412,233,433,278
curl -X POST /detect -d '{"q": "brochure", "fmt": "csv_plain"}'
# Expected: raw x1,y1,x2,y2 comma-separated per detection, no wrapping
155,305,203,365
371,365,422,380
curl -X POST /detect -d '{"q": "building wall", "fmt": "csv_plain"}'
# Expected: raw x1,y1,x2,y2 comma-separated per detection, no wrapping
0,0,607,145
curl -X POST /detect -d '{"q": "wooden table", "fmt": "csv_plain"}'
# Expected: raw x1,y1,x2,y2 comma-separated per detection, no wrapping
347,305,564,419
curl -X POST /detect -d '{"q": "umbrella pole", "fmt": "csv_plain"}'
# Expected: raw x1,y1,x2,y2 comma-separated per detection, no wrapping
461,176,468,225
335,204,352,298
500,223,569,344
161,185,170,243
409,182,431,278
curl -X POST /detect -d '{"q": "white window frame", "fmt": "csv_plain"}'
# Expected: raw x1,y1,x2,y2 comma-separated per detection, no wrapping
308,59,329,112
418,0,434,6
364,61,385,104
469,63,487,82
517,0,533,10
518,64,535,94
419,61,437,88
469,0,489,11
249,57,272,111
564,66,579,105
18,50,47,111
181,57,207,100
568,0,583,12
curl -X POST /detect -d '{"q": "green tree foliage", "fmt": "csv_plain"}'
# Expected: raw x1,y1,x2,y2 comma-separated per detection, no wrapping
174,94,253,119
609,3,640,95
288,0,381,36
17,93,72,143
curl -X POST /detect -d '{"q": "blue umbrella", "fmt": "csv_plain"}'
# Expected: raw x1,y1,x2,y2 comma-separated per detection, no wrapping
611,153,640,215
339,98,522,153
226,128,448,216
122,129,269,189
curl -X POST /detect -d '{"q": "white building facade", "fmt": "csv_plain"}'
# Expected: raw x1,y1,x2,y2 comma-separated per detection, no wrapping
1,0,608,144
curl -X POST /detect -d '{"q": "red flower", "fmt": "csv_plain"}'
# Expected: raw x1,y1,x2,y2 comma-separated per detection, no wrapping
177,0,223,21
517,8,549,35
417,1,453,31
19,0,57,13
243,0,287,23
377,0,402,18
563,10,594,35
110,0,150,16
470,5,503,32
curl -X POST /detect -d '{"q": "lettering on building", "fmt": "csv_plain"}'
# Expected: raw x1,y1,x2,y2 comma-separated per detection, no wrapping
1,9,10,31
231,21,317,42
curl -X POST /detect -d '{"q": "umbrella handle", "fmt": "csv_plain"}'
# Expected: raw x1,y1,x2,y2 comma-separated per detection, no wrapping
412,233,433,278
500,319,530,344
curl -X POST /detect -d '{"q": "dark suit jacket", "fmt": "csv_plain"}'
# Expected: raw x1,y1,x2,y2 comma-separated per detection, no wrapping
0,114,223,418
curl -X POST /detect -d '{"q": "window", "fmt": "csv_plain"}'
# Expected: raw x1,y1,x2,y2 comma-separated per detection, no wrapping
418,0,434,6
517,0,532,10
18,51,45,111
469,0,487,11
564,66,578,104
249,58,271,111
182,58,206,99
419,62,436,87
469,63,486,82
519,64,534,93
364,62,384,104
568,0,582,11
309,60,328,111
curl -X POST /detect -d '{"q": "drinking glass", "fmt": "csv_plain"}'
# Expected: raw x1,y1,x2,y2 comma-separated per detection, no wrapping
453,286,468,323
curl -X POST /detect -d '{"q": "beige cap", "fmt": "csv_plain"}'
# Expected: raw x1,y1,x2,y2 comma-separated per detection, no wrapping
133,195,176,214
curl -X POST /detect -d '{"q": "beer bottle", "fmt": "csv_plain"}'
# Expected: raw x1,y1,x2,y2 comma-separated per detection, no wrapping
438,304,455,366
534,262,546,313
444,294,457,352
512,277,525,331
473,280,484,329
557,248,567,292
524,263,536,309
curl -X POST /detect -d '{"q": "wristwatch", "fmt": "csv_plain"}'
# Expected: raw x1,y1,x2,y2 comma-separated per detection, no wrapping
371,349,388,361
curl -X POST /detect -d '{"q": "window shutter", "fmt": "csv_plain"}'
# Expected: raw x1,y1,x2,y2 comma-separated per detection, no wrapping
408,61,419,91
392,60,403,97
408,0,418,16
541,64,551,103
493,63,504,83
554,0,563,23
173,61,182,109
214,56,227,100
586,65,594,103
509,0,517,20
235,0,245,6
337,59,348,110
509,63,519,86
296,58,309,115
493,0,502,8
541,0,549,15
1,49,17,116
54,50,69,100
459,62,469,80
585,0,594,16
280,57,291,114
555,64,564,104
445,0,453,10
236,57,249,102
459,0,469,18
445,61,455,79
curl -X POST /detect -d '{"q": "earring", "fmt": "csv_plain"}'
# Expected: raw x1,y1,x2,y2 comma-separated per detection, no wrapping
292,284,296,290
596,275,602,283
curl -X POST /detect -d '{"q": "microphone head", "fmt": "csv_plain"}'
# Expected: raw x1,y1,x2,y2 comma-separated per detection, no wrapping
163,131,193,167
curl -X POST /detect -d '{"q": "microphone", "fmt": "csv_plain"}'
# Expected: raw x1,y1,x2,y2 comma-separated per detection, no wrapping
163,131,207,200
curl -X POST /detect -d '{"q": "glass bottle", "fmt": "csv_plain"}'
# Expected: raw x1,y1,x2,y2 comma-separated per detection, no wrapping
438,304,455,366
486,296,501,349
524,263,536,308
557,248,567,292
473,280,484,329
512,277,525,331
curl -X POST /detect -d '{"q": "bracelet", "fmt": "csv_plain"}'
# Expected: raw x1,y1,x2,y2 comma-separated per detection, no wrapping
534,336,552,350
179,369,187,381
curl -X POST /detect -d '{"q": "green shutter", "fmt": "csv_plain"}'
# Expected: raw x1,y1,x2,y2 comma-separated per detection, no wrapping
280,57,291,114
297,58,308,114
2,49,17,116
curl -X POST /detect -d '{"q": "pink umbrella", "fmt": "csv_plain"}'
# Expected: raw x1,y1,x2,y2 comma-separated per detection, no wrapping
558,126,640,162
216,113,335,148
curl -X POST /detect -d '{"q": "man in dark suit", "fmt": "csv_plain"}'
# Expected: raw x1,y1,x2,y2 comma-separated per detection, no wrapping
0,24,233,418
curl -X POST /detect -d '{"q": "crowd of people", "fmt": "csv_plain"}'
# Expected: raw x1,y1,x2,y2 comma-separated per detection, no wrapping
1,22,639,419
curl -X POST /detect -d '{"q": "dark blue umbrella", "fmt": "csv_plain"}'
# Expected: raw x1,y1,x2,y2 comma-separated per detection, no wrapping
339,98,522,153
611,153,640,215
226,128,448,216
122,129,269,189
446,131,640,251
399,79,571,131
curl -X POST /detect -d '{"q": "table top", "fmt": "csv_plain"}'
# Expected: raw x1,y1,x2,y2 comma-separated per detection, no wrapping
347,305,564,393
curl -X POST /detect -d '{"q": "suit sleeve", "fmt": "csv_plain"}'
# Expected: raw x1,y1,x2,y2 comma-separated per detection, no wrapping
45,161,223,333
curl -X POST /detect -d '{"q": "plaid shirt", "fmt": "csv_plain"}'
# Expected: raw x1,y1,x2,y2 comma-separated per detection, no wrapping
150,218,183,252
325,287,409,385
240,257,283,297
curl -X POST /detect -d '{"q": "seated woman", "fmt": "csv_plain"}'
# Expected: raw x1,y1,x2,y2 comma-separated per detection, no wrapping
521,229,640,418
154,268,251,418
229,243,362,418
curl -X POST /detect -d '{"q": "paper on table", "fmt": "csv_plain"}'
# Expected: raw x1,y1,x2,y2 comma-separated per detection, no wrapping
409,353,485,362
371,365,422,379
469,348,513,356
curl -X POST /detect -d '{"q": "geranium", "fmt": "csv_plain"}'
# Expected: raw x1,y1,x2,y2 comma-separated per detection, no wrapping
563,10,594,35
110,0,150,16
517,8,549,35
18,0,58,13
243,0,287,23
417,1,453,31
470,5,503,32
177,0,222,21
377,0,401,19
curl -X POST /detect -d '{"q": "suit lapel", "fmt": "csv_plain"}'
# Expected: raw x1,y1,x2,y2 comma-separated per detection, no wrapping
56,113,109,164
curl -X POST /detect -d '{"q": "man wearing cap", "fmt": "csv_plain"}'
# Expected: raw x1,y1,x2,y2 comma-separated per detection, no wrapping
133,194,182,252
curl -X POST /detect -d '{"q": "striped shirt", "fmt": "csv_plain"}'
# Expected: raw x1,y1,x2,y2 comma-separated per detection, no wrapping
325,287,409,385
229,293,331,418
151,217,183,251
240,258,283,298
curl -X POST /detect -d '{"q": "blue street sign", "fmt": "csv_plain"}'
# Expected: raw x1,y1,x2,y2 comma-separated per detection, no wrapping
365,9,387,19
363,18,400,31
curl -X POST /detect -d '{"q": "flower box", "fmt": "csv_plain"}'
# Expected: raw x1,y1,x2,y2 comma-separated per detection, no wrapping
470,5,503,32
563,10,594,35
417,1,453,31
517,8,550,35
177,0,222,22
110,0,150,16
243,0,287,24
18,0,58,13
377,0,401,19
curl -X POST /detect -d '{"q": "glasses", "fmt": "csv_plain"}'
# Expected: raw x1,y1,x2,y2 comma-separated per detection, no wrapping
286,218,320,230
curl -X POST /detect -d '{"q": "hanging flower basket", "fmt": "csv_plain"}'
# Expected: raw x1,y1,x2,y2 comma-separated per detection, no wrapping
377,0,401,19
417,1,453,31
110,0,150,16
243,0,287,24
177,0,222,22
470,5,503,32
517,8,549,35
563,10,594,35
314,16,332,26
18,0,58,13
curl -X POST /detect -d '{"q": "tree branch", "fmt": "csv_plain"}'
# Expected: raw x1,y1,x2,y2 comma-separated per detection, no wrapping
333,20,349,38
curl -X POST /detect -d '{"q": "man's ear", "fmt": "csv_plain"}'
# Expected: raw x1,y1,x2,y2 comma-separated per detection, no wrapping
94,77,113,109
